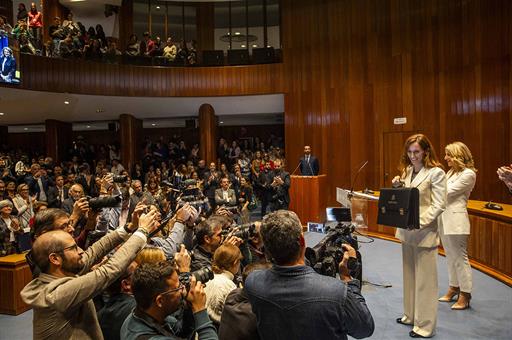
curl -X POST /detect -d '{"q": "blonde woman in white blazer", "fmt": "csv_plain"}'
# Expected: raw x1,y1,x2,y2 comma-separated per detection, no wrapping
439,142,476,310
392,134,446,339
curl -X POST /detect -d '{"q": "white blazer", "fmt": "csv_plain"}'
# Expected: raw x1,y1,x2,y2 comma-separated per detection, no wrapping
440,168,476,235
395,166,447,248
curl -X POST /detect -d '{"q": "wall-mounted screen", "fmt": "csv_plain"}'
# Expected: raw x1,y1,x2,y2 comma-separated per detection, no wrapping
0,33,21,84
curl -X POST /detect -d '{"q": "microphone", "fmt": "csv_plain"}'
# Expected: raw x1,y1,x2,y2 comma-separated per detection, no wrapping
307,159,315,176
350,160,369,195
291,160,301,176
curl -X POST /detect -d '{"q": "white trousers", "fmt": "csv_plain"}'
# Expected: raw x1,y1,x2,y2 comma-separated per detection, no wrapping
401,244,438,337
440,232,472,293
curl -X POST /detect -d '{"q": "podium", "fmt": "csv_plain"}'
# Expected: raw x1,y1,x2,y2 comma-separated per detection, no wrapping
289,175,327,224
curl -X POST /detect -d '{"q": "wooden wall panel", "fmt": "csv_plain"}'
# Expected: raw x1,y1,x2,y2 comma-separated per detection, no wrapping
2,0,511,205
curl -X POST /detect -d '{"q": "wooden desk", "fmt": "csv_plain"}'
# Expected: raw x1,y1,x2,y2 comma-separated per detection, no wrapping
0,253,32,315
366,198,512,286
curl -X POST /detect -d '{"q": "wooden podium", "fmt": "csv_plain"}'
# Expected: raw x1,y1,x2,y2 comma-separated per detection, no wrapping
289,175,327,224
0,253,32,315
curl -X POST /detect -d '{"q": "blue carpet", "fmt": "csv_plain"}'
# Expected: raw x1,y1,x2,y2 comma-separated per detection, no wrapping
1,236,510,339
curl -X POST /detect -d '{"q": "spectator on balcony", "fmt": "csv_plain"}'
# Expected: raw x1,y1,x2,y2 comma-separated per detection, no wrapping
86,26,96,42
83,38,103,61
49,17,64,46
153,36,163,56
140,31,155,56
28,3,42,50
58,34,77,58
125,34,140,56
62,12,80,37
162,37,176,61
17,3,28,24
176,39,188,66
188,40,197,65
96,24,107,48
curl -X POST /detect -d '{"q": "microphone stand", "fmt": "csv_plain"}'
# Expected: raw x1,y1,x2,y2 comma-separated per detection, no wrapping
291,160,301,176
307,156,315,176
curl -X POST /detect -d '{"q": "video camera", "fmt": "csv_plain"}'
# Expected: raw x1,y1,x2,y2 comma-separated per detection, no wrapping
86,195,121,211
305,207,362,281
175,179,210,214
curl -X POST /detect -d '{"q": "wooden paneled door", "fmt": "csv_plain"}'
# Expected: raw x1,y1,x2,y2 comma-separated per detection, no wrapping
382,132,418,188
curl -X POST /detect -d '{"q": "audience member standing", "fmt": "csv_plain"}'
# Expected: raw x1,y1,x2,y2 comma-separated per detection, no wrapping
28,2,42,50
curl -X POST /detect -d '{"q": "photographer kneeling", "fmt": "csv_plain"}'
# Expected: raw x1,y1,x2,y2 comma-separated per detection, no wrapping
245,210,374,340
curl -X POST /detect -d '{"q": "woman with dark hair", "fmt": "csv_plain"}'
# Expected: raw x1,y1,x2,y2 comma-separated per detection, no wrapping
95,24,107,48
392,134,446,338
17,3,28,23
125,34,140,56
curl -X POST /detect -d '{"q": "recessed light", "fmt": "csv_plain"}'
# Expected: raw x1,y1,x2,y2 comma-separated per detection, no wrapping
220,121,224,124
252,44,258,48
156,5,160,9
151,123,156,126
64,101,70,105
267,45,271,48
96,108,104,113
86,125,91,128
0,112,4,116
24,127,28,131
241,44,246,48
235,32,241,35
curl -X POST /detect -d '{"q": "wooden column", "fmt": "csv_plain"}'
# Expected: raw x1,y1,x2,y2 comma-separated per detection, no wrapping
198,104,217,165
0,125,8,148
118,0,133,50
45,119,72,164
42,0,67,45
0,0,13,26
119,114,142,173
196,3,215,52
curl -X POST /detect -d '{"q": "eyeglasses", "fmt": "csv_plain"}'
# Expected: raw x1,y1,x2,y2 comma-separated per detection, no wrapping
159,282,185,296
57,244,78,253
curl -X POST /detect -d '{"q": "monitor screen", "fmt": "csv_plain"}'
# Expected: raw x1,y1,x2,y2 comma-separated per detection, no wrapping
0,33,21,84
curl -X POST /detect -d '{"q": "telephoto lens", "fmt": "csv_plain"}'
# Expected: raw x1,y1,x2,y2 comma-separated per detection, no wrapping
87,195,121,211
112,175,128,183
179,266,214,293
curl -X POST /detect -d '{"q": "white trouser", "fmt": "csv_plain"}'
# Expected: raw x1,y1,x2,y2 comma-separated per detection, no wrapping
401,243,438,337
440,232,472,293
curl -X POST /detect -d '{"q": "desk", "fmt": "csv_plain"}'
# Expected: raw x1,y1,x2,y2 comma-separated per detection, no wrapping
0,253,32,315
366,199,512,286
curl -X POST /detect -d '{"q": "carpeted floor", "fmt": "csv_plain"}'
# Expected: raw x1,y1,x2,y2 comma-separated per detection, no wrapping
1,235,510,340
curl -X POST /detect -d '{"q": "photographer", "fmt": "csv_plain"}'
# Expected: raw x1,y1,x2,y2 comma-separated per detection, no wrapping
257,161,274,217
20,209,160,339
191,217,242,272
245,210,374,340
121,261,218,340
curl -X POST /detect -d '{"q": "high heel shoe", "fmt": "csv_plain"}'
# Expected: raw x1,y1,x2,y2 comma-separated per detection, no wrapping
451,292,471,310
439,286,460,302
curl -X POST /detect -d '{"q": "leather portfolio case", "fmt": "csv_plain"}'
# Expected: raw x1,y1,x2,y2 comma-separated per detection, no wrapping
377,188,420,229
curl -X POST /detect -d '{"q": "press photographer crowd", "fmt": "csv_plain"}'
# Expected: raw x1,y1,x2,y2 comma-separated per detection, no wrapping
0,133,378,339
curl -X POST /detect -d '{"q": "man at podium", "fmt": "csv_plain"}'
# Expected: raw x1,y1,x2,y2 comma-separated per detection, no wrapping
299,145,319,176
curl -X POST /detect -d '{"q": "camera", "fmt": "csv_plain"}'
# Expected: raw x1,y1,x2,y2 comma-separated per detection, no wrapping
112,175,128,183
221,222,258,241
176,179,210,214
87,195,121,211
179,266,214,292
305,222,361,281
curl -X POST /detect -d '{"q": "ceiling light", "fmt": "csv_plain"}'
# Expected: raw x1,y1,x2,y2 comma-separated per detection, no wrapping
156,5,160,9
86,125,91,128
64,101,70,105
235,32,241,35
24,127,28,131
96,108,104,113
252,44,258,48
220,121,224,124
267,45,271,48
241,44,246,48
151,123,156,126
0,112,4,116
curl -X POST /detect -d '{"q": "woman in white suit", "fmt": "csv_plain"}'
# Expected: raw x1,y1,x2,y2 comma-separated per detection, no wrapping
392,134,446,338
438,142,476,310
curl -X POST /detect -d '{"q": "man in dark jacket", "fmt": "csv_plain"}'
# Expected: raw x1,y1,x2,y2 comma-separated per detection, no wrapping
245,210,374,340
270,159,290,211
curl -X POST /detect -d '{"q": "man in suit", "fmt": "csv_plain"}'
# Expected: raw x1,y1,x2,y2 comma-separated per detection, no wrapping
270,159,291,211
62,183,83,215
299,145,319,176
258,162,274,217
25,164,52,203
47,175,69,209
215,177,237,208
203,162,221,210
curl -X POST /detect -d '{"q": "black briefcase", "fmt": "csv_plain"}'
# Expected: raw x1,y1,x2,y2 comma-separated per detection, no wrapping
377,188,420,229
